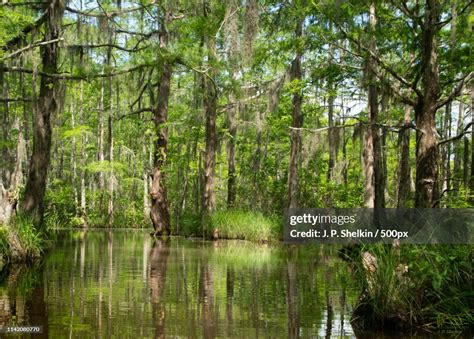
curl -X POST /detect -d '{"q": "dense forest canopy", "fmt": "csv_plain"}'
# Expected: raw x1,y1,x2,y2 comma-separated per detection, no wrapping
0,0,473,232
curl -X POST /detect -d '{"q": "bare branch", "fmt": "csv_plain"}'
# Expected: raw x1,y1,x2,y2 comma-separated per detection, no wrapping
2,63,153,80
2,38,63,61
436,72,474,109
435,0,474,27
438,122,473,146
67,43,149,53
0,97,31,102
65,4,151,18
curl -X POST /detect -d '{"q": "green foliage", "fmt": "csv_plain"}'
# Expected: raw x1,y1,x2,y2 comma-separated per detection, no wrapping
0,226,11,259
0,6,33,58
205,210,281,242
350,244,474,332
10,214,43,258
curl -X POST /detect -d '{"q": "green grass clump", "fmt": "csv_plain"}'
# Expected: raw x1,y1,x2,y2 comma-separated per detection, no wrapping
350,244,473,332
15,215,43,258
206,210,281,242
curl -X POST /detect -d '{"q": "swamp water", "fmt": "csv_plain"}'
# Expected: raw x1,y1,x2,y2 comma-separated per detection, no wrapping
0,229,381,338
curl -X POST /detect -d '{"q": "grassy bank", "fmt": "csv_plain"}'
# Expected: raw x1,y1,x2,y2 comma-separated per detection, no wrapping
0,215,44,270
347,244,473,332
177,210,282,242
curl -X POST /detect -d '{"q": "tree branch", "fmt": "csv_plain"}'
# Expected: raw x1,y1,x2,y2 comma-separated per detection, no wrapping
2,63,153,80
65,4,150,18
0,97,31,102
435,0,474,27
2,38,63,61
438,122,473,146
436,72,474,109
67,43,149,53
336,24,421,104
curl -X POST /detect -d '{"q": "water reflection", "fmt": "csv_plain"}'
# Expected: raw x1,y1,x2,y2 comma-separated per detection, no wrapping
149,239,170,339
0,231,360,338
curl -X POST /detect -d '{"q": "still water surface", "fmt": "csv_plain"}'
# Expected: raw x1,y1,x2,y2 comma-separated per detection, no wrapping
0,230,357,338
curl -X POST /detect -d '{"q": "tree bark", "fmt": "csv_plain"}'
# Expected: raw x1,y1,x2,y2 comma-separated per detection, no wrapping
203,37,218,214
21,0,65,224
470,83,474,203
79,81,88,227
327,82,336,181
287,16,304,209
414,0,440,208
226,74,238,208
150,61,172,236
364,2,384,208
440,102,452,205
397,106,412,207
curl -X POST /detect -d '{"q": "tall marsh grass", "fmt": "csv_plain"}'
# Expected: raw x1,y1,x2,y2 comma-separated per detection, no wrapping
350,244,473,332
177,210,282,242
206,210,281,242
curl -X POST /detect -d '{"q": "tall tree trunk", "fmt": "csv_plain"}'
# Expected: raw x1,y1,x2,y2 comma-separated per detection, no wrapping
226,2,239,209
226,77,238,208
106,47,114,227
143,134,150,219
397,106,412,207
441,102,452,204
79,81,88,227
71,100,78,213
0,65,11,187
21,0,65,223
203,37,218,214
327,82,336,181
149,11,172,236
364,2,384,208
470,84,474,203
150,61,172,236
362,123,375,207
98,79,105,190
453,100,463,192
287,16,304,209
414,0,440,208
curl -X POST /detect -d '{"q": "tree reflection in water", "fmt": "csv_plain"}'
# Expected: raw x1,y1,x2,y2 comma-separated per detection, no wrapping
148,238,170,339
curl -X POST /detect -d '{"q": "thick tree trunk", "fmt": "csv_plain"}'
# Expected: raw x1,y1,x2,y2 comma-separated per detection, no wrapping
21,0,65,223
414,0,440,208
287,17,304,209
150,62,172,236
